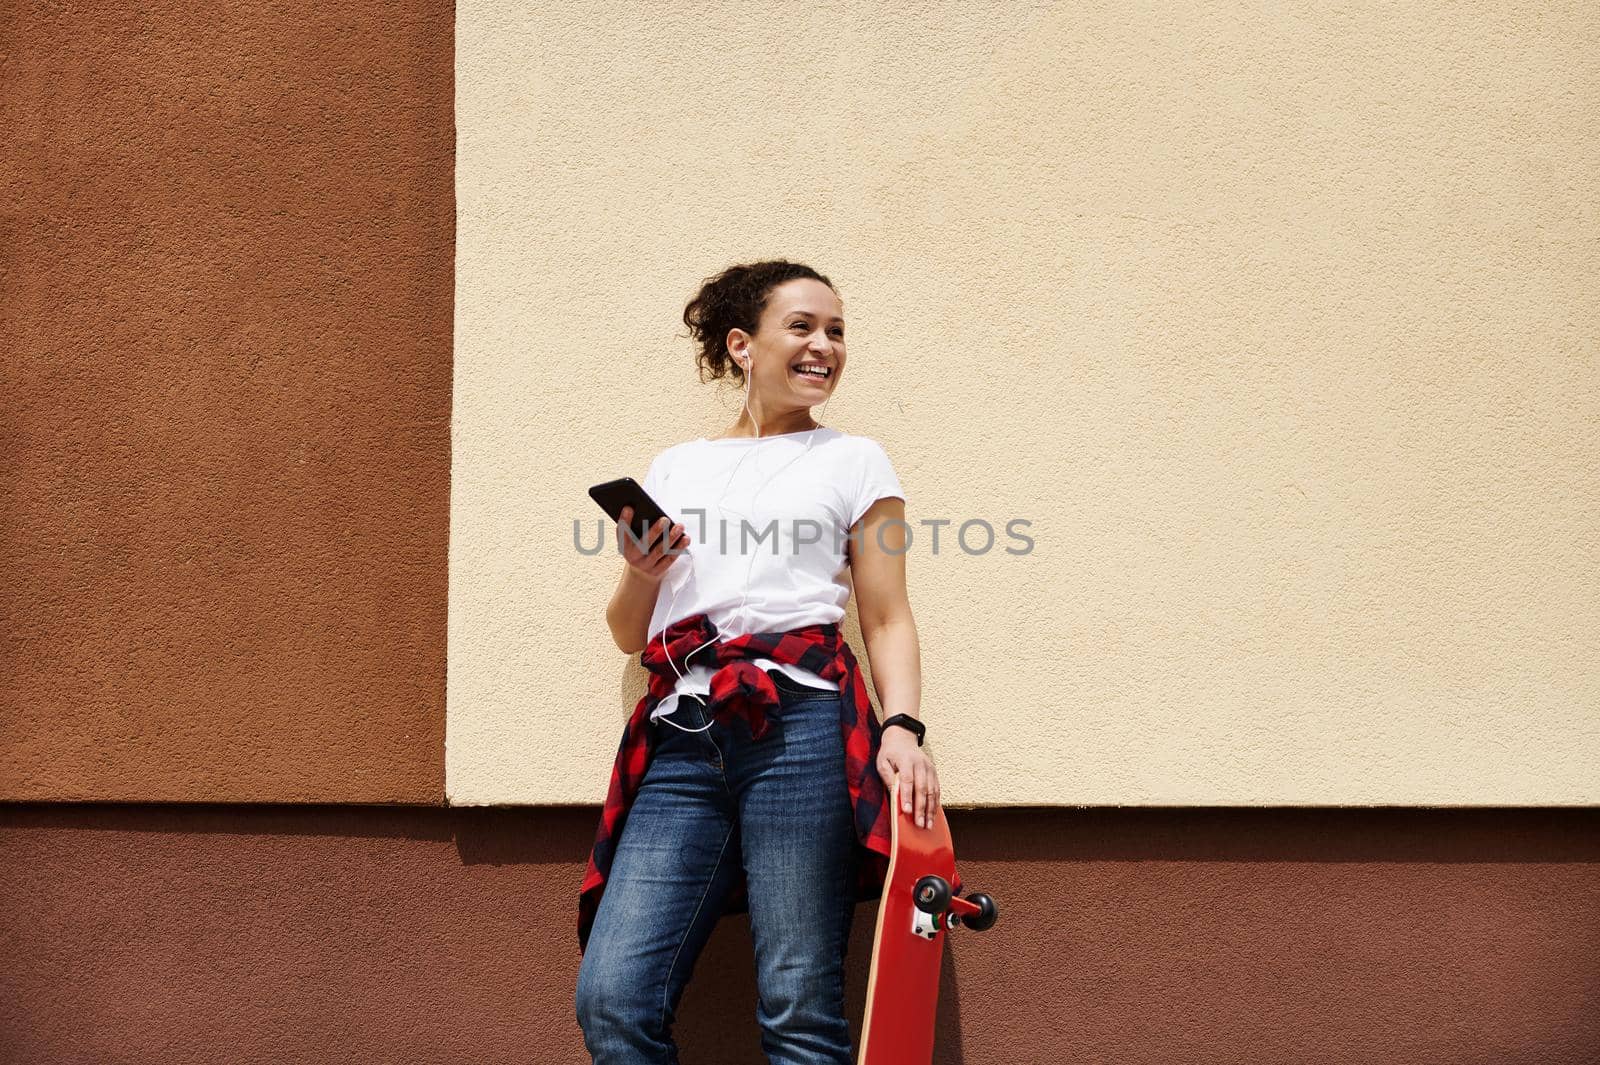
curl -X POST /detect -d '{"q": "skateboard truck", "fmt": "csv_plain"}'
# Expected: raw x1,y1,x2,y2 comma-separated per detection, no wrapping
910,875,998,939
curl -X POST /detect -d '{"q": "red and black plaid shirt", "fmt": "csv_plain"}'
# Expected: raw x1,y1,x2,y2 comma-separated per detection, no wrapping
580,612,934,953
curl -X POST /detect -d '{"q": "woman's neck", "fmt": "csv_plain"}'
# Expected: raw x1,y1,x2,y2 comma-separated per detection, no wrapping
720,405,818,439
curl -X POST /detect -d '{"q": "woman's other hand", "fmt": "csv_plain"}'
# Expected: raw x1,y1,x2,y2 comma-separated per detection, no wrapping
877,729,939,829
617,506,689,584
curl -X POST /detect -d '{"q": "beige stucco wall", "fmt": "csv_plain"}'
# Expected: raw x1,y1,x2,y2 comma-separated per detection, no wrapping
449,1,1599,805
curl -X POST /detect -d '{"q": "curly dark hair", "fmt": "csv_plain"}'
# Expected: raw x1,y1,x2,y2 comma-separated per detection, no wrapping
682,259,837,386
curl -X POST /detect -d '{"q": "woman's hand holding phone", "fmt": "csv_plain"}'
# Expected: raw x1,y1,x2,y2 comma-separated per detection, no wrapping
617,506,690,584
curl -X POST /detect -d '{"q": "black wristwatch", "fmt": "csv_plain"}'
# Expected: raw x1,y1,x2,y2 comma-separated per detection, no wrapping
881,714,925,746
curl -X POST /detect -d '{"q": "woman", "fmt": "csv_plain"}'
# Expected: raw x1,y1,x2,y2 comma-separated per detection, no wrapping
575,260,940,1064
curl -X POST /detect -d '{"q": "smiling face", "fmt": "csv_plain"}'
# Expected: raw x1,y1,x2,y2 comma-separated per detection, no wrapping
727,277,847,418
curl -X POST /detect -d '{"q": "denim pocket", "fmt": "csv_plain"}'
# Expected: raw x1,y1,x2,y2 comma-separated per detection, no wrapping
765,667,835,701
648,695,717,759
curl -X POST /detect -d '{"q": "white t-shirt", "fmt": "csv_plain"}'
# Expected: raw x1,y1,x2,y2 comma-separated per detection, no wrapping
639,426,904,722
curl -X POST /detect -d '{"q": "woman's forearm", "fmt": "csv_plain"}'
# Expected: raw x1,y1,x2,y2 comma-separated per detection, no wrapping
860,615,922,721
607,565,663,654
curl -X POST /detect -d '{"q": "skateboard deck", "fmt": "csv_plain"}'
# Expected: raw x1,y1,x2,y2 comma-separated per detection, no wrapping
857,777,995,1065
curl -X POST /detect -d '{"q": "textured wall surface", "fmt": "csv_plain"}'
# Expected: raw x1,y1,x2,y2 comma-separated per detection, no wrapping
2,1,454,801
450,2,1600,804
4,804,1596,1064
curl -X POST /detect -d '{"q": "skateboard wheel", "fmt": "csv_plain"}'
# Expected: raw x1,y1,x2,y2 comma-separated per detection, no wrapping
964,892,998,931
913,875,951,914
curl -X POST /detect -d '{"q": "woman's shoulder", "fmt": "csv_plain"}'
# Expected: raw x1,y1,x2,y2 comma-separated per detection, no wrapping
802,426,883,449
825,430,895,462
653,437,699,458
648,437,704,466
641,439,700,489
650,429,892,466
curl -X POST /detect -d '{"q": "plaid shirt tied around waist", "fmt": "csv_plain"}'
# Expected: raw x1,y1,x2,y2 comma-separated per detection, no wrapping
579,612,923,953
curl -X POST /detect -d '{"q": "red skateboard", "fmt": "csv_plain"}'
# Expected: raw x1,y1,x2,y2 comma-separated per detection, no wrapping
858,776,997,1064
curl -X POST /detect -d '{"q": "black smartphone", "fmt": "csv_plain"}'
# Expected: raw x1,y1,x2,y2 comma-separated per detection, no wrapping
588,477,677,546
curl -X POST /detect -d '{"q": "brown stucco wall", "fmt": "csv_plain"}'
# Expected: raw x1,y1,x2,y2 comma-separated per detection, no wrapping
1,1,454,802
3,805,1595,1064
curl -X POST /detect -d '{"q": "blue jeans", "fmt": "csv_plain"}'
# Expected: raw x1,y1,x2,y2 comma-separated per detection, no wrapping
575,669,860,1064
